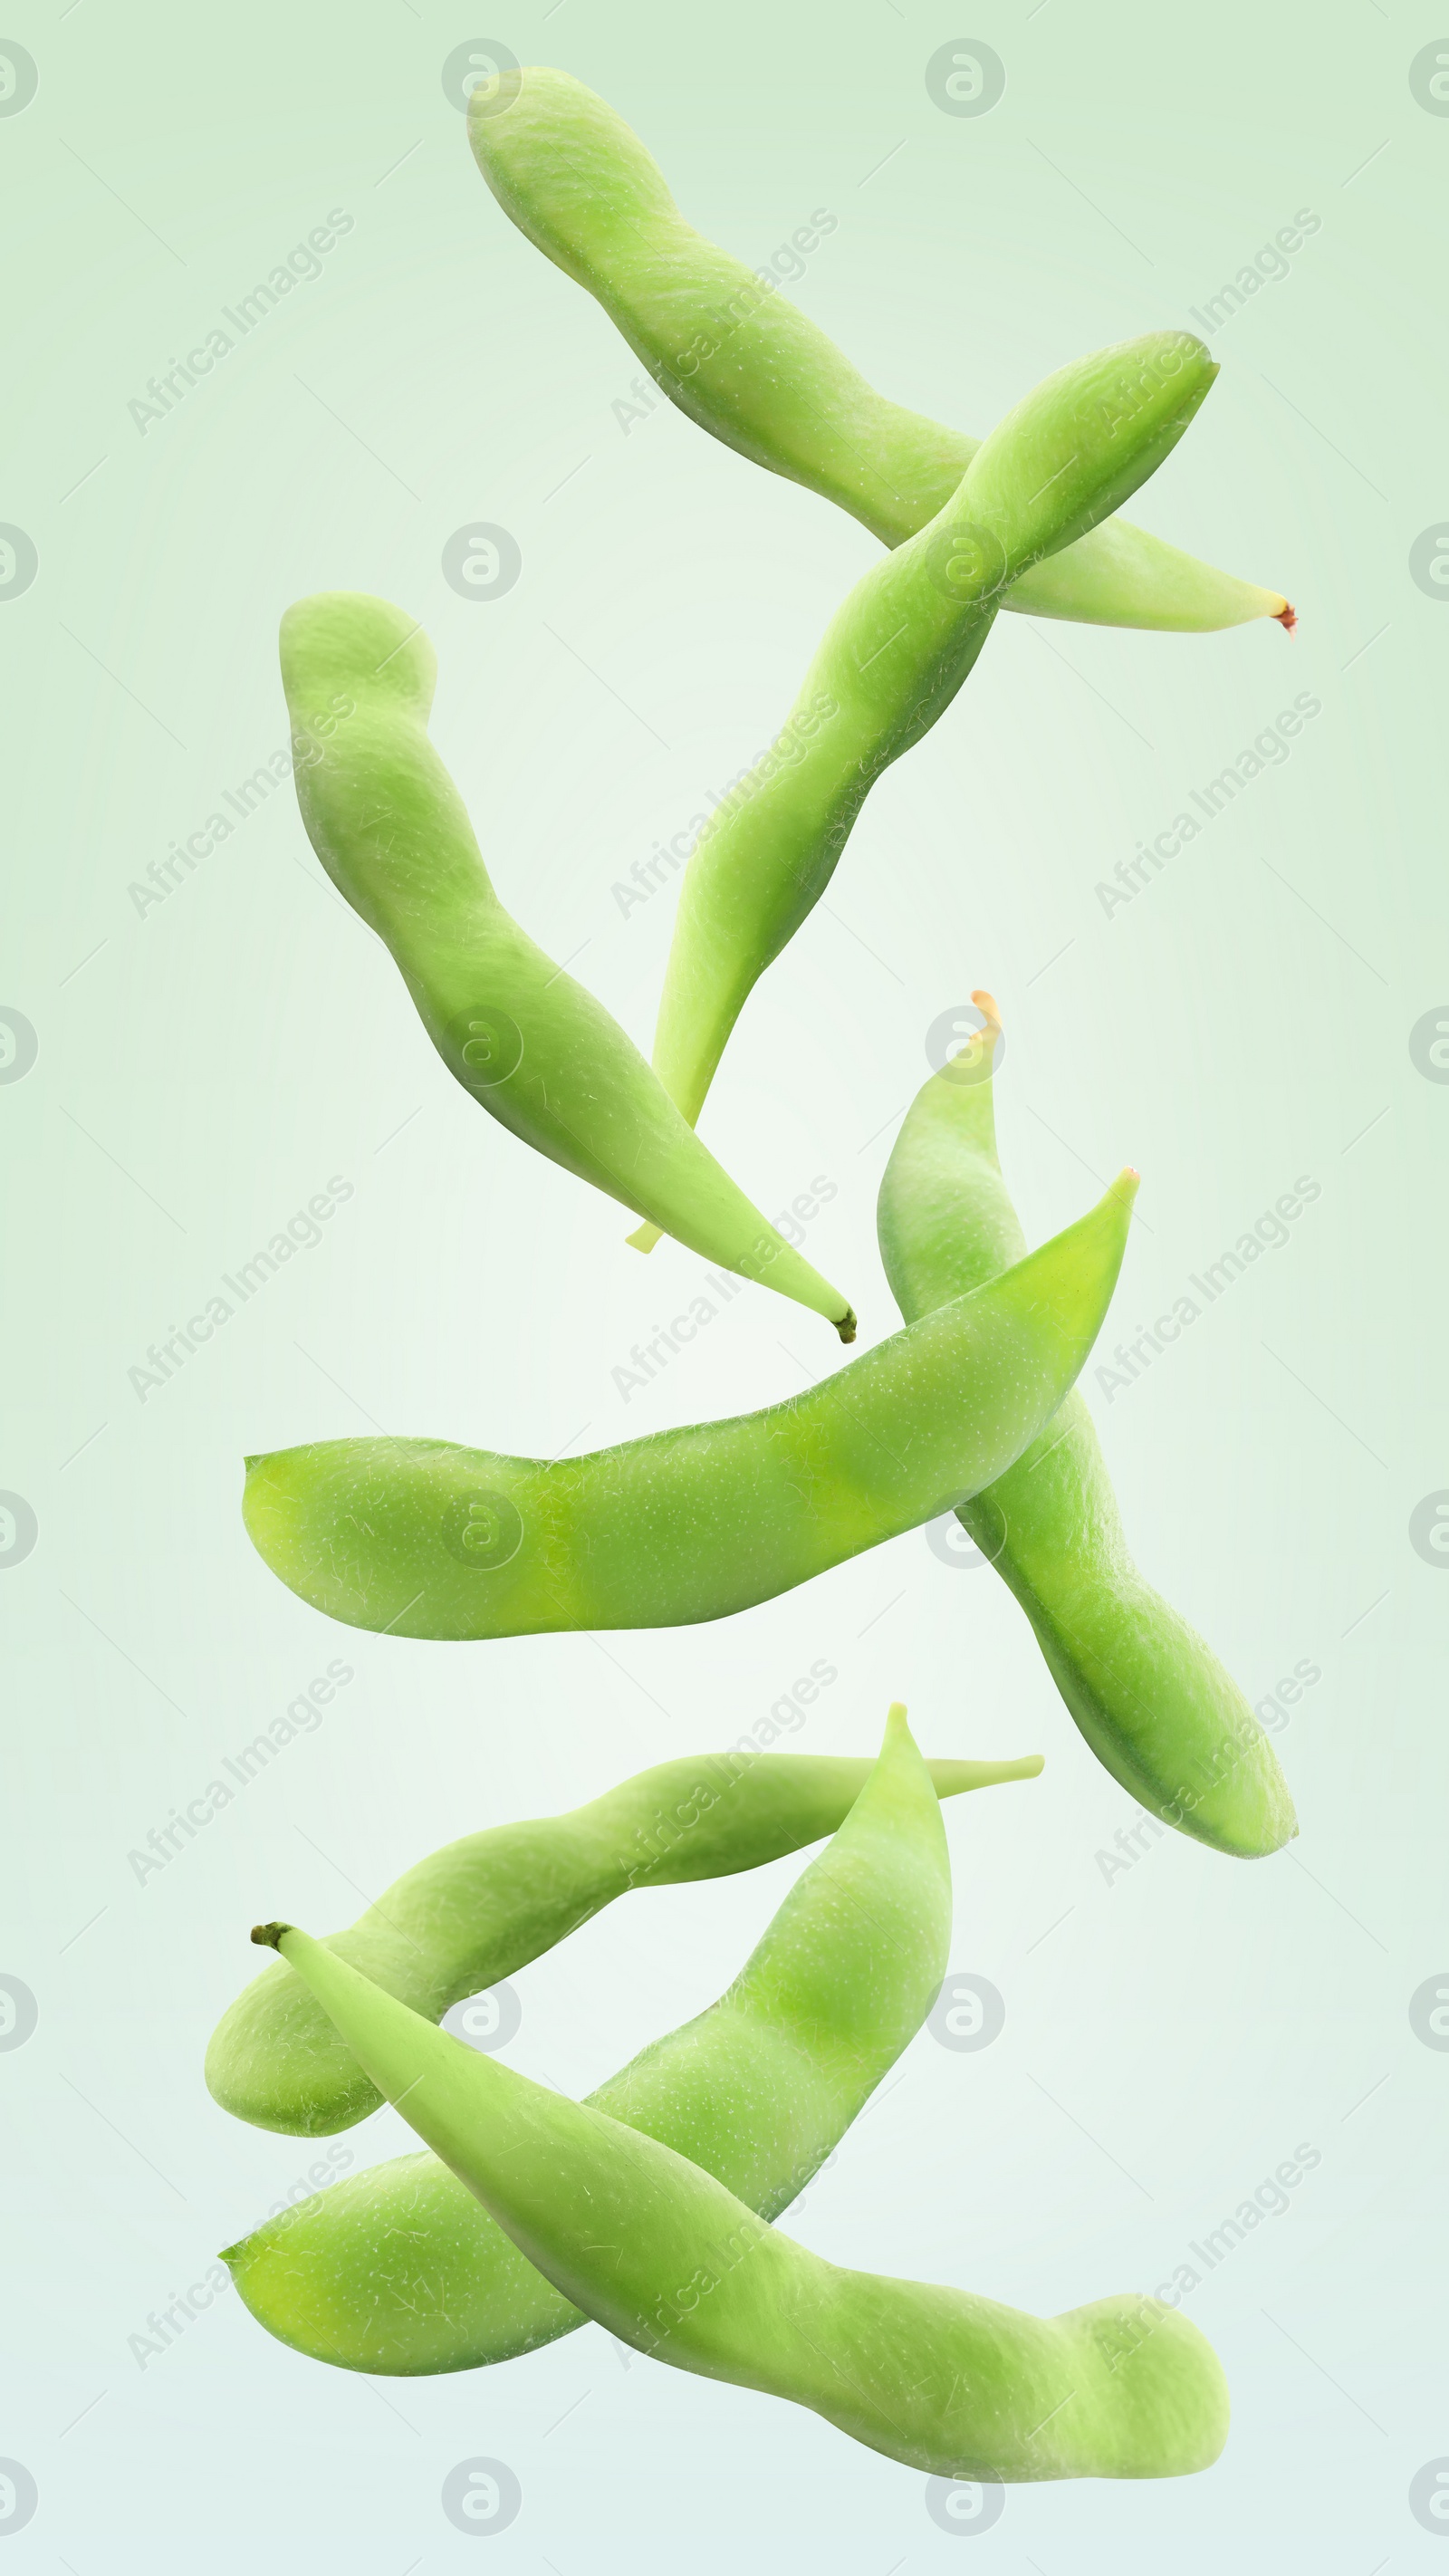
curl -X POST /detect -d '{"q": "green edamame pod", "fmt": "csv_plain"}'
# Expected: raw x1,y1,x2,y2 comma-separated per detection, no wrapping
468,66,1288,634
223,1707,1006,2372
245,1725,1229,2475
206,1742,1039,2137
643,329,1216,1138
241,1169,1137,1641
281,593,856,1339
878,998,1296,1857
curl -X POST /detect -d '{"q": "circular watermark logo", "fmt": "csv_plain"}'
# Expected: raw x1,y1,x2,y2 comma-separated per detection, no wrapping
0,1495,37,1570
925,1002,1005,1082
0,2459,38,2534
1410,2458,1449,2533
0,1976,37,2052
928,1972,1005,2052
0,43,37,116
0,525,38,600
925,2475,1006,2534
1410,1005,1449,1081
1409,43,1449,113
442,40,520,115
442,2456,523,2534
925,40,1006,117
926,1514,989,1570
446,1004,524,1091
0,1008,37,1083
1410,1493,1449,1567
1410,525,1449,598
923,519,1008,608
1409,1975,1449,2051
443,1982,522,2052
442,1492,523,1572
442,522,522,601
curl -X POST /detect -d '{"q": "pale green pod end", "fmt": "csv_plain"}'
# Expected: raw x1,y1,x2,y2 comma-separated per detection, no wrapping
961,332,1218,595
928,1753,1043,1793
206,1742,1041,2141
280,591,435,726
466,65,677,284
1058,2293,1231,2477
878,992,1022,1316
1007,518,1293,632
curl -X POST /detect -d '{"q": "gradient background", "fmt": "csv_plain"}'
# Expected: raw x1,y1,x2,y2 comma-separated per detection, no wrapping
3,4,1444,2566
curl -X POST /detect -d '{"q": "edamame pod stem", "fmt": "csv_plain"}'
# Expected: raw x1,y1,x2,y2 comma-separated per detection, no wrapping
207,1743,1040,2137
468,65,1288,633
878,997,1296,1857
247,1851,1229,2466
223,1708,985,2372
242,1170,1137,1641
640,330,1215,1144
281,593,856,1339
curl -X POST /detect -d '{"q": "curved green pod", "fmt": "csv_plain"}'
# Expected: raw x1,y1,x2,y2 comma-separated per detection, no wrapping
206,1743,1040,2137
281,591,855,1339
241,1171,1137,1641
222,1709,1012,2372
244,1773,1230,2474
642,329,1216,1138
877,1002,1296,1857
468,64,1289,634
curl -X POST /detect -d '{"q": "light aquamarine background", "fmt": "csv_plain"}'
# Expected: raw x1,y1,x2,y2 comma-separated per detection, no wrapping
3,3,1444,2567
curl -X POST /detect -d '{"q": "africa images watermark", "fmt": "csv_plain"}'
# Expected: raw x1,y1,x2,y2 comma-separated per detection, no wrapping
1093,1174,1320,1404
126,211,355,436
128,697,354,920
1098,1658,1320,1887
611,690,839,923
1096,692,1322,919
126,1175,355,1402
127,2144,354,2369
127,1658,354,1884
609,209,840,438
1099,2141,1321,2386
1186,208,1322,336
617,1665,840,1893
611,1176,839,1399
1145,2144,1321,2324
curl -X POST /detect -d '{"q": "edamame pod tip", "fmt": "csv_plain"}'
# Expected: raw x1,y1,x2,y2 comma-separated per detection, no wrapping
643,330,1214,1137
253,1889,1231,2480
878,998,1295,1858
470,64,1285,633
280,589,858,1337
208,1741,1041,2138
219,1711,1026,2376
240,1169,1135,1642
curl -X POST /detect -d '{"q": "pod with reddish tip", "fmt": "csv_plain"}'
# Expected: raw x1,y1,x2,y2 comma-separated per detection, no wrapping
640,326,1220,1140
468,63,1288,634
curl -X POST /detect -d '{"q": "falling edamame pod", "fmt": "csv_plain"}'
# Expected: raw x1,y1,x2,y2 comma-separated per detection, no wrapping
638,328,1217,1146
242,1168,1137,1640
878,996,1296,1858
245,1719,1230,2475
207,1741,1040,2137
281,593,856,1339
468,65,1289,634
223,1707,1007,2371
